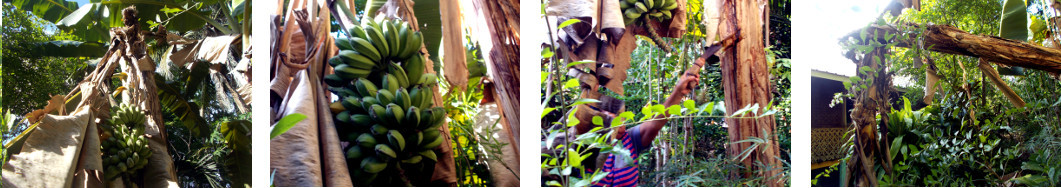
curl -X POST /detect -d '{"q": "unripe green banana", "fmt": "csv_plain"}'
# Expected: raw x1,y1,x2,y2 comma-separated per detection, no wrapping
395,88,411,109
386,104,404,125
370,124,388,136
418,108,434,129
419,150,438,162
375,144,398,159
338,50,377,70
397,24,412,59
405,106,421,127
361,97,381,110
624,9,643,20
403,55,426,85
410,131,423,149
421,128,441,145
384,21,402,59
662,0,678,10
335,37,355,51
387,130,406,151
324,74,347,87
409,86,423,109
649,12,664,19
375,89,394,105
347,146,364,159
429,107,447,128
348,25,369,39
356,133,378,148
368,104,386,119
354,79,379,98
420,132,444,149
365,25,390,59
350,114,373,127
341,98,364,113
401,30,423,60
401,155,422,164
388,63,410,88
383,73,400,92
335,111,352,124
335,64,371,80
349,38,381,62
635,2,648,13
419,73,438,87
360,157,388,173
644,0,654,10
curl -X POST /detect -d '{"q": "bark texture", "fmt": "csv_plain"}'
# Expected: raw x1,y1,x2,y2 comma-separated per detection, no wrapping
858,24,1061,73
718,0,783,186
471,0,521,150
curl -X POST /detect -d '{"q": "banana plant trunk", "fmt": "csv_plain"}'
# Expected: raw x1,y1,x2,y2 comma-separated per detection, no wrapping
114,6,180,187
718,0,784,186
470,0,521,153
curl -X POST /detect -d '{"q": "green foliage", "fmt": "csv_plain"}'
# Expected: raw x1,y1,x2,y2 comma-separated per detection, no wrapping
830,1,1061,186
1012,125,1061,186
437,39,516,186
158,60,250,187
541,0,790,186
441,79,497,187
879,96,1024,187
9,0,244,43
270,113,307,139
2,4,90,115
1,107,10,169
219,118,252,187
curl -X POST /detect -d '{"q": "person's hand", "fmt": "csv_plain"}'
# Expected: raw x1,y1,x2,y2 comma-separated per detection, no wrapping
673,73,700,96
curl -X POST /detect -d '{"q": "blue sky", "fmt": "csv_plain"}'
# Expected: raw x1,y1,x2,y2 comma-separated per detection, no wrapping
73,0,92,6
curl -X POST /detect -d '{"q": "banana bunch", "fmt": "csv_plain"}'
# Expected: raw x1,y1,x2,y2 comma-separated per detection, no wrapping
620,0,679,25
110,103,146,127
100,104,152,181
327,16,447,186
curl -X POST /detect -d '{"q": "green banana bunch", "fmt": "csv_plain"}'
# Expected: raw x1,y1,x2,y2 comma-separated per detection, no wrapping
100,104,152,181
110,103,146,127
619,0,679,25
329,16,444,186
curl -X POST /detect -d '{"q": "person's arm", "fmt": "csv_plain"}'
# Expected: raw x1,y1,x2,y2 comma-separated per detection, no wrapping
636,72,699,147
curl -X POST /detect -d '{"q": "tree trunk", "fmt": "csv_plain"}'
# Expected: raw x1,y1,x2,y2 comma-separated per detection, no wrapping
854,23,1061,73
471,0,521,151
718,0,783,186
114,7,179,187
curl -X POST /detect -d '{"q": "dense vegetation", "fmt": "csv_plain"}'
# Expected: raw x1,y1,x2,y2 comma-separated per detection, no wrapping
816,0,1061,186
540,0,790,186
2,0,251,186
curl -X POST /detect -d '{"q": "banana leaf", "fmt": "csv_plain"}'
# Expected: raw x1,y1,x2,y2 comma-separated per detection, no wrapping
154,74,211,137
11,0,234,43
412,0,443,65
220,120,252,187
998,0,1028,75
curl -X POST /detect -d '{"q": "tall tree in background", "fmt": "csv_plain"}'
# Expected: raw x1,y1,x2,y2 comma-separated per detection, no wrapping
1,4,89,115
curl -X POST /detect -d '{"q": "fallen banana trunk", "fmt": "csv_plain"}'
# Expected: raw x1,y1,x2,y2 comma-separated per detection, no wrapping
854,23,1061,74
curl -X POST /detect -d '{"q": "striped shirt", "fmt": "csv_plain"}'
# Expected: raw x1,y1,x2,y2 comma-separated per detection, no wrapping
589,128,643,187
